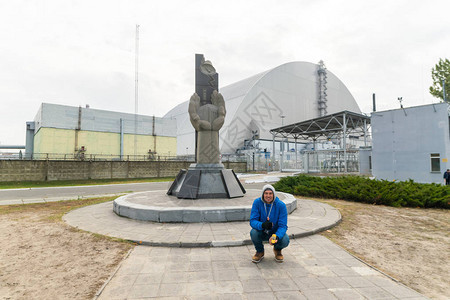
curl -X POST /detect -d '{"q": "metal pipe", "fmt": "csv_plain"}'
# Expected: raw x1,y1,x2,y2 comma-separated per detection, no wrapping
363,119,367,147
0,145,25,149
153,115,156,154
272,133,276,172
280,137,283,172
120,118,124,160
372,93,376,112
75,106,81,151
295,137,298,170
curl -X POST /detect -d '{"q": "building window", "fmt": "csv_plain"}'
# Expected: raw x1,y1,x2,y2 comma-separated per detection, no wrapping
430,153,440,172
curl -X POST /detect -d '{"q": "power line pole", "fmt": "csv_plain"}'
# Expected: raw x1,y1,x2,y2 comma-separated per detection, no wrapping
134,24,140,157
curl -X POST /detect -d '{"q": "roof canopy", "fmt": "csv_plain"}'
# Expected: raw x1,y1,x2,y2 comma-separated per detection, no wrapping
270,110,370,141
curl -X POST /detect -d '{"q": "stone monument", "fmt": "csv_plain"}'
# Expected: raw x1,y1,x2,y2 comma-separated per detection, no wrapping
167,54,246,199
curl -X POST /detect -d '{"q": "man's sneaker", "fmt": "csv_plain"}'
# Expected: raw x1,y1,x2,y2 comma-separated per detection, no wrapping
273,248,284,262
252,252,264,263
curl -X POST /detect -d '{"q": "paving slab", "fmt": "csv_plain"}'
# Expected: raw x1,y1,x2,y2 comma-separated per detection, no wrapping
95,235,428,300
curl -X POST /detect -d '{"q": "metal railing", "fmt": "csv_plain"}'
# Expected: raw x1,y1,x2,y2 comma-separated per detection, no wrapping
2,152,248,163
2,152,194,162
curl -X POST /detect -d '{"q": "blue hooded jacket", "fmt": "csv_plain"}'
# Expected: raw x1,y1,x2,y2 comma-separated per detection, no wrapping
250,184,288,238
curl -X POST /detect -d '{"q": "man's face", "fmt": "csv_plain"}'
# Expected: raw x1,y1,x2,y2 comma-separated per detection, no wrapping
264,190,274,203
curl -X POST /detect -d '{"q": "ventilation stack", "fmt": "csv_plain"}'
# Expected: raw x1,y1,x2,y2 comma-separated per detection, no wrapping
317,60,328,117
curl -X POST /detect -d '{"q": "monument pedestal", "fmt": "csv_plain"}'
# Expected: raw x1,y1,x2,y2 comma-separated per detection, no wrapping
167,163,246,199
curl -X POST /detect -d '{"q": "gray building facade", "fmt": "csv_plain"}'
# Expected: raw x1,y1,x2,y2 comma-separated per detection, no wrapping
371,103,450,183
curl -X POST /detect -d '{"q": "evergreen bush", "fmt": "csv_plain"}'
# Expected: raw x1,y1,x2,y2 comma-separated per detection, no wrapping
273,175,450,209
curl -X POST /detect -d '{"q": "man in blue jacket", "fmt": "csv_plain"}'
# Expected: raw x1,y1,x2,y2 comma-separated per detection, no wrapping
250,184,289,263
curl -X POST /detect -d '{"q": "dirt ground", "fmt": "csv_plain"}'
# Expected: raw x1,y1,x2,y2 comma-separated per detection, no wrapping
316,197,450,300
0,197,448,300
0,201,132,300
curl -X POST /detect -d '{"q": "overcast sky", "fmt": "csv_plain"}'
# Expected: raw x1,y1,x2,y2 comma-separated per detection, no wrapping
0,0,449,146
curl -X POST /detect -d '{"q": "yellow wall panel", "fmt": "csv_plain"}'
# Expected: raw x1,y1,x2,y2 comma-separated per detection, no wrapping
34,127,177,158
34,128,75,154
77,131,120,155
123,135,177,157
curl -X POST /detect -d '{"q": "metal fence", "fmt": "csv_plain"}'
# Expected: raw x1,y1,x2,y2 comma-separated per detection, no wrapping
245,149,364,173
1,152,248,163
0,152,193,162
1,150,362,174
300,150,360,173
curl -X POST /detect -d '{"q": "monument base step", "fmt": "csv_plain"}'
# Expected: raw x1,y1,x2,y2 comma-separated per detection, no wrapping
113,189,297,223
167,163,246,199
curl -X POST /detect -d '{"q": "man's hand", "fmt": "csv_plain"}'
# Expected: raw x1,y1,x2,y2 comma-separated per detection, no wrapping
262,220,273,230
269,234,279,245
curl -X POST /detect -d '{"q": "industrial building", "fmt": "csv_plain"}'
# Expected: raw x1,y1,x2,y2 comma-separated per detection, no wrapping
25,103,177,160
23,60,367,171
372,102,450,183
164,61,363,156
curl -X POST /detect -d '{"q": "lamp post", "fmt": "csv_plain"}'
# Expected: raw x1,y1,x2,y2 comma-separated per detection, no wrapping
280,115,286,172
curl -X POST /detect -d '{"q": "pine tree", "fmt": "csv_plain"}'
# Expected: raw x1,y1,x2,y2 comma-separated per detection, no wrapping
430,58,450,101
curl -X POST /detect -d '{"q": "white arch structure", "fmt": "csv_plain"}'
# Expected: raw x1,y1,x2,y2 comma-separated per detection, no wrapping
164,61,361,155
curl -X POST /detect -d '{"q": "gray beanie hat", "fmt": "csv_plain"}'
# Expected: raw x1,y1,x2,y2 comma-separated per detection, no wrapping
261,184,276,202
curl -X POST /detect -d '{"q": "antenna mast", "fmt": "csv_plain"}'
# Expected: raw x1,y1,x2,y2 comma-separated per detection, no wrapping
134,24,140,156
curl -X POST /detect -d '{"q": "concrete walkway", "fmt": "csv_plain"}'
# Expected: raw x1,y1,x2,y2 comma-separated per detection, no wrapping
96,235,427,299
63,193,428,299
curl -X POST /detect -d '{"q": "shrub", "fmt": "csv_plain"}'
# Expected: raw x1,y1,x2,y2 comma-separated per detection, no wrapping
273,175,450,209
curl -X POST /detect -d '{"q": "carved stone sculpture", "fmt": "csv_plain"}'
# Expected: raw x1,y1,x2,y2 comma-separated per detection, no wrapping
188,91,226,163
167,54,245,199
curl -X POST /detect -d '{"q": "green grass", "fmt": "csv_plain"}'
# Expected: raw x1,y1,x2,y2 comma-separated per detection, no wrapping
0,177,175,189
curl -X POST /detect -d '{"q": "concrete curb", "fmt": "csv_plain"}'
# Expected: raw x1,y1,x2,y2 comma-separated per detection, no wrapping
121,210,342,248
64,198,342,249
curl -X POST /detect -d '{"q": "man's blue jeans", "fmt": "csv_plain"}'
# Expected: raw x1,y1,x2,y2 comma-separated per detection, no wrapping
250,229,290,253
